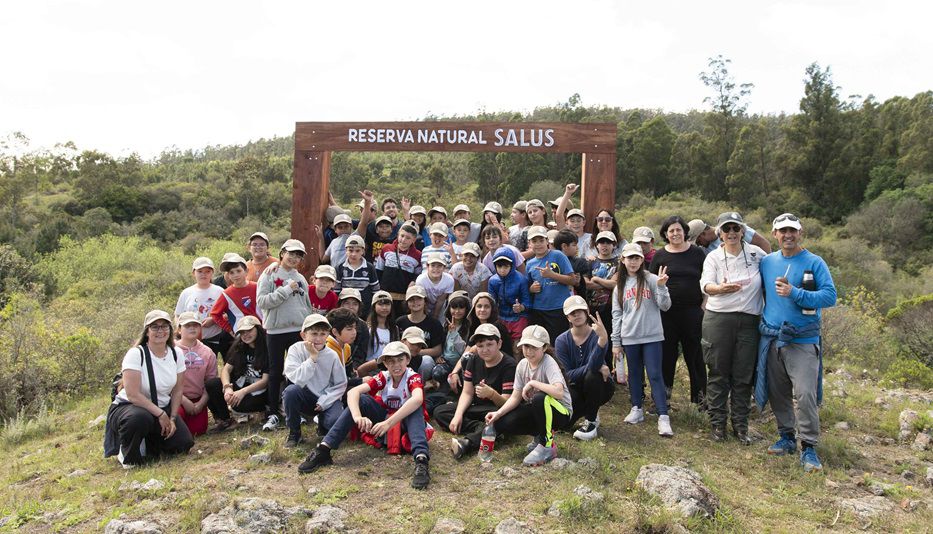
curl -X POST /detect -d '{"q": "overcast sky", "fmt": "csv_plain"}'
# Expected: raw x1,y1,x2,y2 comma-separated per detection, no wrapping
2,0,930,159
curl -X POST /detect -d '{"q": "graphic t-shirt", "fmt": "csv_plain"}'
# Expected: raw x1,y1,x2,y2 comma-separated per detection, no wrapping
231,346,267,396
177,340,218,399
365,368,428,420
308,287,339,315
175,284,224,339
512,354,573,416
525,250,574,311
449,261,492,301
396,315,444,350
415,272,454,317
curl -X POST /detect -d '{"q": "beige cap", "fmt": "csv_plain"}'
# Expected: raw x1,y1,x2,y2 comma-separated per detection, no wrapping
409,205,427,217
401,326,426,346
562,295,589,316
483,201,503,215
192,256,214,270
470,322,501,341
429,222,449,236
461,242,481,257
596,230,617,243
333,213,353,226
280,239,306,253
220,253,248,269
449,290,469,303
517,325,550,348
338,288,362,302
525,199,545,210
428,206,448,217
371,290,393,305
345,235,365,248
566,208,585,219
453,204,470,215
400,220,420,234
632,226,655,244
326,205,348,224
526,226,548,240
687,219,709,243
301,313,330,331
176,311,201,327
621,243,644,258
471,291,493,310
425,253,448,266
248,231,270,244
512,200,527,211
547,229,559,243
379,341,411,361
144,310,173,328
452,218,471,228
405,285,427,300
234,315,262,334
375,215,393,226
549,197,573,209
314,265,337,281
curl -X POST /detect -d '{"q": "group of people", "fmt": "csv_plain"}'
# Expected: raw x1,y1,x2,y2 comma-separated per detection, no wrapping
104,184,837,490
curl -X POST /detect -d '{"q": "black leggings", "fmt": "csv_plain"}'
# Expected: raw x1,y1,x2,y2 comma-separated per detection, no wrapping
568,370,615,423
660,305,706,404
205,377,267,421
495,392,571,447
265,331,301,416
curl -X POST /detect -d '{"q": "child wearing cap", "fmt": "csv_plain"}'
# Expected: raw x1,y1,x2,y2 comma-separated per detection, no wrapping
396,286,444,376
586,231,621,329
434,322,516,460
452,204,483,243
175,312,219,436
336,288,371,379
334,234,380,321
448,242,491,301
508,201,529,248
366,216,396,262
416,253,454,320
374,221,422,318
256,239,315,431
487,247,531,345
631,226,656,264
298,341,433,490
246,232,278,283
555,296,614,441
209,254,262,337
308,265,339,316
611,243,674,437
362,291,398,371
421,222,454,269
282,314,348,447
175,257,227,358
486,325,573,466
204,316,270,431
525,226,576,345
450,219,473,260
322,191,374,269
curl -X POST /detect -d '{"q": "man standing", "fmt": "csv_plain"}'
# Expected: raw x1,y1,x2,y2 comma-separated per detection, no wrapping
757,213,836,472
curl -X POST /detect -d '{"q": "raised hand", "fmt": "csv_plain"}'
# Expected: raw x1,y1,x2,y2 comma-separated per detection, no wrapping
512,299,523,314
590,313,607,337
565,183,579,195
656,265,669,287
401,197,411,211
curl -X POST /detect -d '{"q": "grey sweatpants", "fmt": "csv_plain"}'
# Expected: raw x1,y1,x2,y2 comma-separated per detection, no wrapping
767,342,820,445
701,311,759,432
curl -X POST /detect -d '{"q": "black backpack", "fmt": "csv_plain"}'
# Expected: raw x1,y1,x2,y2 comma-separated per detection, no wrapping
110,345,178,405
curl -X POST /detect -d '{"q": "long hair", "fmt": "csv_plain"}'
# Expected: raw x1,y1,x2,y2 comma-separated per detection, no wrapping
369,299,399,352
480,225,504,254
616,255,648,309
226,326,269,379
467,294,500,333
136,325,176,349
477,212,503,245
445,294,471,340
588,209,621,250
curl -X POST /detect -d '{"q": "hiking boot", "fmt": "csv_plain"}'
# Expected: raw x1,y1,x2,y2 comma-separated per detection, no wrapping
298,446,332,474
733,430,753,446
624,406,645,425
658,415,674,437
711,425,726,442
767,433,797,456
800,447,823,473
211,418,234,433
411,454,430,489
284,433,303,449
262,414,281,431
523,443,557,466
450,437,469,460
573,419,599,441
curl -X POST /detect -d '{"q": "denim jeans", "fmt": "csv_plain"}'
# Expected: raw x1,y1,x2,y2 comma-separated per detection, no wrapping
624,341,668,415
282,384,343,437
322,394,429,458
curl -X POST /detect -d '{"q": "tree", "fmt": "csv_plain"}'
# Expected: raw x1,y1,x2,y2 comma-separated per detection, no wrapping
699,55,754,117
630,116,675,195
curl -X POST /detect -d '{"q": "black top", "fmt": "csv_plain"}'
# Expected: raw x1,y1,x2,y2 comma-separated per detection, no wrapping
463,353,517,409
569,256,592,301
397,315,445,349
648,245,706,307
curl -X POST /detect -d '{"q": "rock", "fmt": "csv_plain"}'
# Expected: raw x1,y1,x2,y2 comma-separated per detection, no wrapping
825,479,840,489
548,458,574,470
911,431,931,451
833,421,850,431
840,496,894,519
573,485,604,502
103,519,163,534
500,467,520,478
901,470,915,481
249,453,272,464
547,501,561,517
861,435,877,445
430,517,465,534
66,469,88,478
831,388,847,398
88,414,107,428
834,369,854,381
307,486,320,496
869,482,894,496
0,516,10,528
898,409,919,441
576,457,599,470
635,464,719,518
305,505,349,533
240,434,271,449
926,466,933,488
226,469,246,477
202,498,308,534
881,438,896,446
118,479,164,492
899,498,920,512
494,517,535,534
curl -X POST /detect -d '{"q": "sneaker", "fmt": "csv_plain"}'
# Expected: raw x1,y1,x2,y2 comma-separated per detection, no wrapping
624,406,645,425
573,420,599,441
411,454,430,489
733,430,753,446
526,438,540,453
523,443,557,466
262,414,281,431
767,434,797,456
300,416,308,425
710,425,726,442
450,437,469,460
211,418,234,433
284,433,303,448
298,446,332,474
658,415,673,437
800,447,823,473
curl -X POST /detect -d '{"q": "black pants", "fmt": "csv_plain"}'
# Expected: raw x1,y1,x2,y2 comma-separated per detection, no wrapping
529,309,569,347
660,305,706,404
568,370,615,423
106,403,193,466
205,377,267,421
265,331,301,416
495,392,571,447
202,331,233,363
433,402,496,450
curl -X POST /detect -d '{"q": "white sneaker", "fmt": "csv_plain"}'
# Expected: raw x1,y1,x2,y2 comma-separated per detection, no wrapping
658,415,673,437
262,414,281,431
573,419,599,441
624,407,645,424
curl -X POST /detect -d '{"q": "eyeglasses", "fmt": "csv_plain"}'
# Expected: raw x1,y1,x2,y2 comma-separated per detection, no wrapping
596,217,613,223
149,324,170,331
773,213,799,224
720,224,742,233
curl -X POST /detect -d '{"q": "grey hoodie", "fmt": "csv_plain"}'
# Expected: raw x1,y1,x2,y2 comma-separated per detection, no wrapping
610,272,671,348
257,267,313,334
283,343,347,410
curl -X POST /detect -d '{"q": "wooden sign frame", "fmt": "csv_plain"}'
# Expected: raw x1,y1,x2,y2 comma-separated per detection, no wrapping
292,121,616,272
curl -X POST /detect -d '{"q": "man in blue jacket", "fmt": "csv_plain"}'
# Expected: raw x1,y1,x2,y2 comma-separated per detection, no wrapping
758,213,836,472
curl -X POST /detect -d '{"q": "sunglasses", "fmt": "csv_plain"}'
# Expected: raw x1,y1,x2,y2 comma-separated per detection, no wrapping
596,217,614,222
720,224,742,233
773,213,799,224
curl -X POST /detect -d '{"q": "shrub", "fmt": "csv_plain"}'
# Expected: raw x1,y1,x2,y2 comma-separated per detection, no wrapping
885,294,933,367
882,358,933,390
821,287,898,371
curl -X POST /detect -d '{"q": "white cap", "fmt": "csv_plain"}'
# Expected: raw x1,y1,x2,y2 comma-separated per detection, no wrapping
234,315,262,334
517,325,550,348
562,295,589,316
192,257,214,270
301,314,330,331
345,235,365,249
314,265,337,281
772,213,802,231
453,204,470,215
461,242,481,257
280,239,306,253
144,310,172,328
333,214,353,226
595,231,617,243
405,285,427,300
401,326,426,346
632,227,654,244
425,253,448,266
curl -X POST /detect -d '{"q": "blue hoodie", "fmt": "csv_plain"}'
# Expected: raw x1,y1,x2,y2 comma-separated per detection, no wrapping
487,247,531,322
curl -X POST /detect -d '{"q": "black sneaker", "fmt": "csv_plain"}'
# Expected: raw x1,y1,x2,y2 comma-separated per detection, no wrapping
711,426,726,442
411,454,430,490
450,437,469,460
284,433,303,448
298,446,332,474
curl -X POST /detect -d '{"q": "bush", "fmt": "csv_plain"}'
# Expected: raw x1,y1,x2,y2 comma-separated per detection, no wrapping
821,287,898,371
882,358,933,389
885,294,933,367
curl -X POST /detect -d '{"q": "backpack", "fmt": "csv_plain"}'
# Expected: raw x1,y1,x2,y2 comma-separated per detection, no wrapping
110,345,178,405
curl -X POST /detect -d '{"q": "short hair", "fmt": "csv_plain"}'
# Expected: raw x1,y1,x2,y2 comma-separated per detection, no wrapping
399,223,418,236
553,229,578,250
659,216,689,244
471,334,500,345
481,225,503,240
326,308,358,332
382,198,397,211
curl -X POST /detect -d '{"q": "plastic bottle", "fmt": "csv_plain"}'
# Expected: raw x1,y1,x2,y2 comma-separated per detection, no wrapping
479,423,496,462
614,350,626,384
801,270,816,315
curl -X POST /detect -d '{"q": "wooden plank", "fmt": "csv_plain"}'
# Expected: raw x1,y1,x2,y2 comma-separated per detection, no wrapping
290,150,330,277
295,122,616,154
580,152,617,224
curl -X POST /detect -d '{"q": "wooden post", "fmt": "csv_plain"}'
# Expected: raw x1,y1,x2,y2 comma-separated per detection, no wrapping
291,149,330,277
580,151,617,223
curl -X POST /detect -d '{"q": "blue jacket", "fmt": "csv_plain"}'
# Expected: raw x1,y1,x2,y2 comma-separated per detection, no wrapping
487,247,531,322
554,329,606,384
754,321,824,409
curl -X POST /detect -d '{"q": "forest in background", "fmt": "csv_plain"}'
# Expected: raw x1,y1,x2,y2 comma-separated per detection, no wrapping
0,59,930,422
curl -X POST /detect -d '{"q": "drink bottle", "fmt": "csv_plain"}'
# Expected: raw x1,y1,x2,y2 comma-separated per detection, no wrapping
801,270,816,315
479,423,496,462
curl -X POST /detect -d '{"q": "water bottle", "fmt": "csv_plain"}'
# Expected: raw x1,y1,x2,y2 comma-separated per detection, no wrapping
801,270,816,315
614,350,626,384
479,423,496,462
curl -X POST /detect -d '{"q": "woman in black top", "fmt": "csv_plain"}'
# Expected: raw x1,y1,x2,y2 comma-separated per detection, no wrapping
649,216,708,406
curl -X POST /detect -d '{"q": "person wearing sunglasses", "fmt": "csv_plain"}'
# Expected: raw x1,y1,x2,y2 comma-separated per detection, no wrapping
694,217,772,254
756,212,836,473
699,212,766,445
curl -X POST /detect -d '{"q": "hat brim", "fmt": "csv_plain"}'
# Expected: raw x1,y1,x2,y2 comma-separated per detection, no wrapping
563,304,589,315
516,338,546,348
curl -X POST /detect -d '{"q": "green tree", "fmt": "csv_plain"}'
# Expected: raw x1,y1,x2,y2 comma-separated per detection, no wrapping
630,116,675,195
